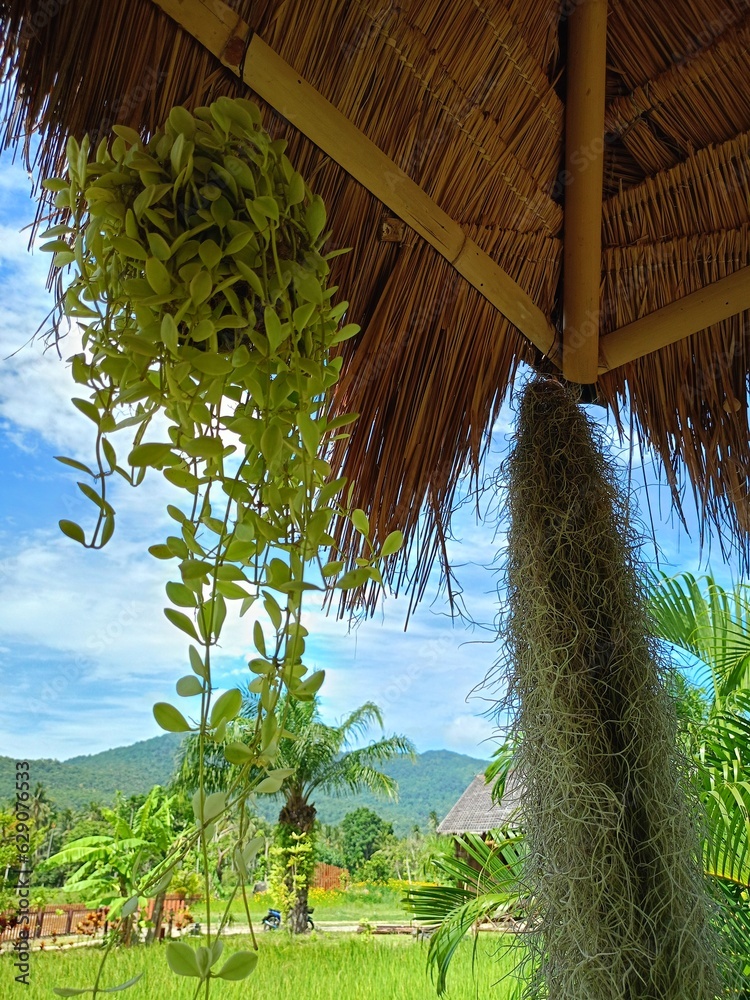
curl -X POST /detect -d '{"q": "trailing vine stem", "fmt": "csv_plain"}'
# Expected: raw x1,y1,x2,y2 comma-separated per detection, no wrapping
45,98,404,997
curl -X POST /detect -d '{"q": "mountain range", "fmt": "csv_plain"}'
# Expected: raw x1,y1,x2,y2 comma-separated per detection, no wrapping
0,736,488,836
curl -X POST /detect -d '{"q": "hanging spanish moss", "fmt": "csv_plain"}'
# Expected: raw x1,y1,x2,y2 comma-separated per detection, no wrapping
504,377,722,1000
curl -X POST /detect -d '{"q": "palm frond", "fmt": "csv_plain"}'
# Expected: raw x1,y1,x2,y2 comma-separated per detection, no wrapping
307,735,415,797
427,892,523,996
403,829,527,995
485,740,517,804
649,573,750,701
337,702,385,744
700,711,750,890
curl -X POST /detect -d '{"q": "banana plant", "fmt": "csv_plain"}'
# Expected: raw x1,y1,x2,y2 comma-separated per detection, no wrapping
45,786,177,944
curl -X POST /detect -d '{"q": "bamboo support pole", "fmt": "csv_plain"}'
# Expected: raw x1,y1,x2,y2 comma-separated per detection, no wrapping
149,0,557,357
599,265,750,371
562,0,608,385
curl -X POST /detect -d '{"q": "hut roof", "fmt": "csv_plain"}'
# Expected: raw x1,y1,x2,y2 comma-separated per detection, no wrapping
437,772,522,835
2,0,749,604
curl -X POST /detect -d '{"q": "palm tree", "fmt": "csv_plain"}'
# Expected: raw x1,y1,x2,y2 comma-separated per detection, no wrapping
176,695,414,932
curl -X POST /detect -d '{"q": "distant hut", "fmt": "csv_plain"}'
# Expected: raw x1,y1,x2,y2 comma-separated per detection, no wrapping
438,773,523,839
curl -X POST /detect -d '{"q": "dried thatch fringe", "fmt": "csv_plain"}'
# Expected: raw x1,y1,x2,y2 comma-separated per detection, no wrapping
606,14,750,176
0,0,563,612
329,229,561,613
2,0,750,600
600,229,750,555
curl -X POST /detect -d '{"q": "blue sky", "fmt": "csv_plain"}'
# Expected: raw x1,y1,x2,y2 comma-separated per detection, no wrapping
0,156,735,762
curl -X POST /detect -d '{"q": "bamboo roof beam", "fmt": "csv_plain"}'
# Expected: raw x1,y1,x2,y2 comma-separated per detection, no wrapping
599,266,750,372
149,0,557,358
562,0,608,385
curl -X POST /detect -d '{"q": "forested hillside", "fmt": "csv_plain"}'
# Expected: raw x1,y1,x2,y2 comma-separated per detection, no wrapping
0,740,487,834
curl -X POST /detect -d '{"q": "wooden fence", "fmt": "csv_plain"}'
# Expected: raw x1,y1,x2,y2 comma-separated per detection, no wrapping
313,863,349,890
0,895,191,943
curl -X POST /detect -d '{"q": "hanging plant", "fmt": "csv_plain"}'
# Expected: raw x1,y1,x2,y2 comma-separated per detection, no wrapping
41,97,402,996
502,377,723,1000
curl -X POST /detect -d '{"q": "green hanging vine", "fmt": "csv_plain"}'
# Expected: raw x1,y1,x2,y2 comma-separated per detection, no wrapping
41,97,402,996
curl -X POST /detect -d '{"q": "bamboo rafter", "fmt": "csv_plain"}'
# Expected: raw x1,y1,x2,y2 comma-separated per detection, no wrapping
149,0,557,358
599,265,750,371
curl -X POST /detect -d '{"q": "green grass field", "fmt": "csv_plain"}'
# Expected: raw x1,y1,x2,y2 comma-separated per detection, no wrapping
0,932,522,999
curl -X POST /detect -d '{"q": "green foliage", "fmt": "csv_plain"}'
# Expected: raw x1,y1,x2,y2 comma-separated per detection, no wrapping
0,736,184,814
168,866,203,900
356,852,393,884
649,573,750,704
174,695,414,811
44,786,177,924
267,828,315,916
359,826,452,883
341,808,394,874
649,572,750,989
174,693,412,931
404,829,526,996
314,823,346,868
0,747,485,834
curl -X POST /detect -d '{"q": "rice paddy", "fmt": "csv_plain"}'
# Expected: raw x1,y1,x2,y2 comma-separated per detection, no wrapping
0,932,521,1000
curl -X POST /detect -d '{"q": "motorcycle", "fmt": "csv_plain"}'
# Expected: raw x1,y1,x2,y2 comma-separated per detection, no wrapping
261,907,314,930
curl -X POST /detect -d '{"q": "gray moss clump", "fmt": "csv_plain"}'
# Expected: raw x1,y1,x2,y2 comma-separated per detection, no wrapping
504,377,722,1000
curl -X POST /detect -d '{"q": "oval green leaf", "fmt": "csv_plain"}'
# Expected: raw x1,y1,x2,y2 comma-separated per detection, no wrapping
176,675,204,697
215,950,259,981
100,973,145,993
224,741,254,765
128,442,173,467
59,520,86,545
164,608,200,640
153,702,192,733
210,688,242,728
380,530,404,557
165,941,201,978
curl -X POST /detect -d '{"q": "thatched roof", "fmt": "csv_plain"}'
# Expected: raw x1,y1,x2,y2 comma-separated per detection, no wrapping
437,772,522,835
2,0,749,604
